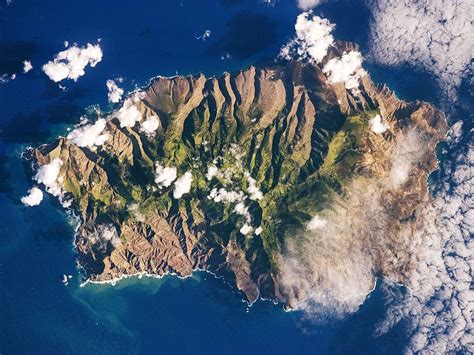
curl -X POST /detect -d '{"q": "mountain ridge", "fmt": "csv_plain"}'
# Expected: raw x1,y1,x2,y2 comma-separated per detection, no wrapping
29,50,448,307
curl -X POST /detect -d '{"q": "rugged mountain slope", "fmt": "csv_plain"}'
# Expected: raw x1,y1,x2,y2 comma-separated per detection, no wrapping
31,45,447,307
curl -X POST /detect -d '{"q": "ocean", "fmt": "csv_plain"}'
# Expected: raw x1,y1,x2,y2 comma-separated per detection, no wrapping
0,0,469,353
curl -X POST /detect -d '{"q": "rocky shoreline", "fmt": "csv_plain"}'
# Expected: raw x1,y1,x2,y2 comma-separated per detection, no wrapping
30,45,448,308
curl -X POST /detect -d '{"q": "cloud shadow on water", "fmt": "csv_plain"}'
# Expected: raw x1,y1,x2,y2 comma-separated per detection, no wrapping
207,11,278,60
33,221,75,245
43,87,89,124
0,113,50,144
0,154,13,194
0,41,38,75
316,2,372,52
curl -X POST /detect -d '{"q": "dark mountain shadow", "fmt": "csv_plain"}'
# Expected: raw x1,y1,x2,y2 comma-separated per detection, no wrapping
0,41,38,75
207,11,278,60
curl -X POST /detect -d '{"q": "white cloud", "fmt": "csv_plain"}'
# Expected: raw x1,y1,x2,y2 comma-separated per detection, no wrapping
208,188,244,203
34,158,63,196
206,165,218,180
366,0,474,100
154,162,177,188
388,130,426,188
322,51,367,92
0,73,16,84
42,42,103,82
277,119,472,352
100,224,122,248
67,118,109,149
240,223,254,235
376,129,473,353
369,114,388,134
115,98,142,128
173,172,193,199
140,115,160,136
255,226,263,235
245,172,263,200
22,60,33,73
279,11,335,64
234,201,250,218
81,224,121,250
297,0,321,11
21,187,43,206
307,215,328,230
277,127,441,317
106,79,124,103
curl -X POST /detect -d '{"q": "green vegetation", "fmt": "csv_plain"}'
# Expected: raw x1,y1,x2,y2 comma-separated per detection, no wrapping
39,68,382,282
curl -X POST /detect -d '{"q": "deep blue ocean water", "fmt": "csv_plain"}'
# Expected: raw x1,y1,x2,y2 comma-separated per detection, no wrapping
0,1,470,354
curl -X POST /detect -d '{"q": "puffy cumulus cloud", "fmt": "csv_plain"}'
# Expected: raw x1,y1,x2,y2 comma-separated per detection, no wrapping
245,172,263,200
139,115,160,136
240,223,254,235
106,79,124,103
209,188,244,203
21,187,43,206
234,202,253,235
297,0,322,11
206,165,218,180
42,42,103,82
115,98,142,128
173,171,193,199
34,158,63,196
322,51,367,92
376,124,473,353
67,118,109,149
279,11,335,64
154,162,177,188
369,114,388,134
208,187,256,235
22,60,33,73
234,201,250,219
306,215,327,230
366,0,474,100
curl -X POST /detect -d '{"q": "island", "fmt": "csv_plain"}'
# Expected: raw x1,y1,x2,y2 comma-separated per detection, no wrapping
28,41,448,309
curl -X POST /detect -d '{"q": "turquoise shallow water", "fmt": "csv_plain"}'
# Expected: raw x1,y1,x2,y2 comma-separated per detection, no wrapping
1,0,469,353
